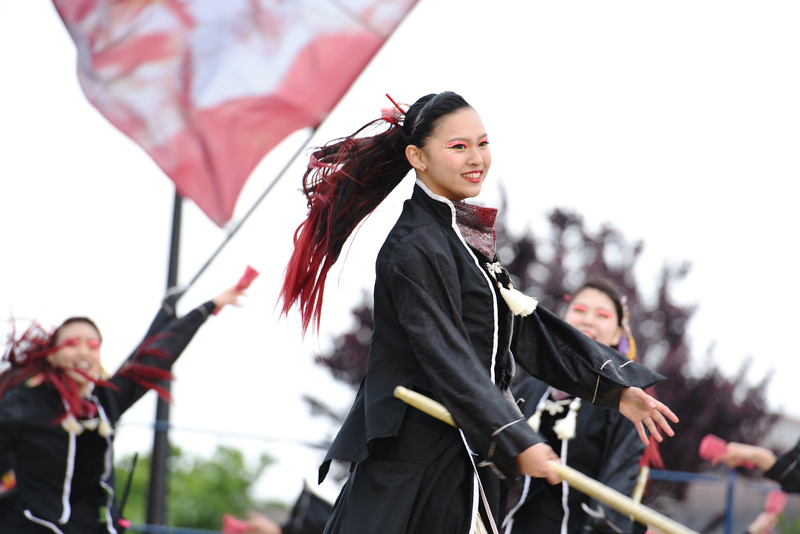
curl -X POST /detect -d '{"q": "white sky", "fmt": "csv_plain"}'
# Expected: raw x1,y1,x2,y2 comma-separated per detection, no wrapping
1,1,799,505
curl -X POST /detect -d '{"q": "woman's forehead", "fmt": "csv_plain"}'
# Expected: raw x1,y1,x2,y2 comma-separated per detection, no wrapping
573,288,616,309
56,321,101,340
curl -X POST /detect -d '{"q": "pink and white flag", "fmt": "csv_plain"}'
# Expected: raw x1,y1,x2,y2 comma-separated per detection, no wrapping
53,0,419,226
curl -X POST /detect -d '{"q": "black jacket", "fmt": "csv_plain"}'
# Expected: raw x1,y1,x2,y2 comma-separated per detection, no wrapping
506,376,645,534
320,182,663,534
0,301,214,534
765,439,800,494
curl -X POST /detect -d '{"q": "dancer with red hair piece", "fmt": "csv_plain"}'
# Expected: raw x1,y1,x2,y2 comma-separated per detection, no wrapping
0,284,244,533
280,91,678,534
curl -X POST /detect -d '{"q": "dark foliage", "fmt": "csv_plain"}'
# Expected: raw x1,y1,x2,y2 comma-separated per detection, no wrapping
307,204,776,500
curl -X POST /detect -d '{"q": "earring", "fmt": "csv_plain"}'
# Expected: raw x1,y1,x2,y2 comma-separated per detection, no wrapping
420,165,426,172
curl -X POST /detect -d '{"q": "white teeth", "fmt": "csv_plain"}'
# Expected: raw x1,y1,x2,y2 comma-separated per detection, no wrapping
75,362,90,370
463,172,481,178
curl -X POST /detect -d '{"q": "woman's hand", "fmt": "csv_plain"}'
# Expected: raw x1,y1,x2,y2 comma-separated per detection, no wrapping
717,442,777,471
746,512,779,534
212,285,246,312
619,387,678,445
245,511,282,534
517,443,562,485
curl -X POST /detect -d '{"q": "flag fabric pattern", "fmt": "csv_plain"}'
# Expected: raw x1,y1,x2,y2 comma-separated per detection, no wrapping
53,0,419,226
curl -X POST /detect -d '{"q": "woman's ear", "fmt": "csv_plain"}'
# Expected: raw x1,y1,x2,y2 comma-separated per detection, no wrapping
611,326,623,347
405,144,425,172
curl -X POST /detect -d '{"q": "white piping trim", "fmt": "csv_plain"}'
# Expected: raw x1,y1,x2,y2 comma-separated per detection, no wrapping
560,438,570,534
502,474,531,532
592,376,600,404
779,459,798,482
24,510,66,534
459,429,500,534
620,360,633,368
59,426,76,523
91,396,118,534
416,179,500,385
492,417,525,437
600,359,612,370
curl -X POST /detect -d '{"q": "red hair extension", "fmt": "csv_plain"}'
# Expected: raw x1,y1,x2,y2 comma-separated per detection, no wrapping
2,320,180,422
280,118,410,333
115,363,174,402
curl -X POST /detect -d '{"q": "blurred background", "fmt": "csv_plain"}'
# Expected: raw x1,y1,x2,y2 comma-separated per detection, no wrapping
1,1,799,532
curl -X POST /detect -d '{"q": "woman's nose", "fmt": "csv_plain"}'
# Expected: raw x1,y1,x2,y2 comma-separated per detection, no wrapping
467,147,483,165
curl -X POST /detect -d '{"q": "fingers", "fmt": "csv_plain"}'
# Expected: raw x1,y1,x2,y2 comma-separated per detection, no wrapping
546,470,563,485
654,400,679,424
651,408,674,438
544,458,563,485
644,417,663,443
635,421,650,446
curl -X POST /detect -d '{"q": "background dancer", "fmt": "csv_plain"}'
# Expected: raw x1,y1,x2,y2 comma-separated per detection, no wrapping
0,284,243,533
280,90,678,533
505,279,650,534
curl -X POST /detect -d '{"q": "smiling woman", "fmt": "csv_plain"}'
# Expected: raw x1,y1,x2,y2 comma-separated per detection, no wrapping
0,285,243,534
279,91,678,534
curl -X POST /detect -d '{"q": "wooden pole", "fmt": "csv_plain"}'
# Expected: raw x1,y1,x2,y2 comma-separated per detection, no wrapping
393,386,698,534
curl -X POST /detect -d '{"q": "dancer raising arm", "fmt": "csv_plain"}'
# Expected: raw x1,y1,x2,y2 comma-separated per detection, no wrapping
280,91,678,534
0,285,243,533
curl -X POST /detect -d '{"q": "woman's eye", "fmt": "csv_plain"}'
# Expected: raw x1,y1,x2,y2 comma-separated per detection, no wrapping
87,340,101,349
62,338,79,347
571,305,586,314
444,143,467,151
479,139,490,147
596,310,612,320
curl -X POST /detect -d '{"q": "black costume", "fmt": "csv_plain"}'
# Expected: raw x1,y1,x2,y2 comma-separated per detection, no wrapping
765,439,800,494
319,182,664,534
0,301,215,534
504,376,645,534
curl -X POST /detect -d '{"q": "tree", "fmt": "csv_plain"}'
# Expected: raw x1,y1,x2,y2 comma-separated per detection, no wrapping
115,444,274,530
307,205,777,498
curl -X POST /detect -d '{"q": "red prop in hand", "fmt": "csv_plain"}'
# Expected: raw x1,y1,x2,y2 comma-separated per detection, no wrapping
765,489,788,515
698,434,755,469
222,513,250,534
214,265,260,315
237,265,260,291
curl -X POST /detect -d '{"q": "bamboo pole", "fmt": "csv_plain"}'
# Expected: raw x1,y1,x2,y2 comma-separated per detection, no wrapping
393,386,698,534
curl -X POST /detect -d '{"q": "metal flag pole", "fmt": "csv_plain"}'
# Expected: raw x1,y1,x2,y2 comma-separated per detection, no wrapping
143,130,314,526
145,191,182,526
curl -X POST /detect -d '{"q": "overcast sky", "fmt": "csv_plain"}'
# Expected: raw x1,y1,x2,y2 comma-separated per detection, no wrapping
2,1,799,504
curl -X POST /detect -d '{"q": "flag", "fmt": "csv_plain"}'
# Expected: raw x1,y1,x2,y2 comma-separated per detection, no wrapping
53,0,419,226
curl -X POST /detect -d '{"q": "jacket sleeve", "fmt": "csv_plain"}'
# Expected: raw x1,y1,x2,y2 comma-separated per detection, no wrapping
0,389,23,453
765,439,800,494
386,227,541,479
103,301,216,420
582,412,646,534
512,306,664,410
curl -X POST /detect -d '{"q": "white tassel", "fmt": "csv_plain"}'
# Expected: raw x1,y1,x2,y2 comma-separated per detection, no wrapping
498,285,538,317
61,415,83,435
527,411,542,433
553,398,581,440
81,418,99,431
98,420,113,437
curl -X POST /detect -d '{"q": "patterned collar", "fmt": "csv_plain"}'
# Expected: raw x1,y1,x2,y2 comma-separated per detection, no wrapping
452,200,498,260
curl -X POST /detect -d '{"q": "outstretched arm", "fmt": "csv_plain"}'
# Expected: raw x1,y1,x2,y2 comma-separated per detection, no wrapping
212,284,245,312
717,442,777,471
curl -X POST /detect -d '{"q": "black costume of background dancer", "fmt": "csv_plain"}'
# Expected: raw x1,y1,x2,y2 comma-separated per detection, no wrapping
765,439,800,494
507,376,645,534
0,301,215,534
